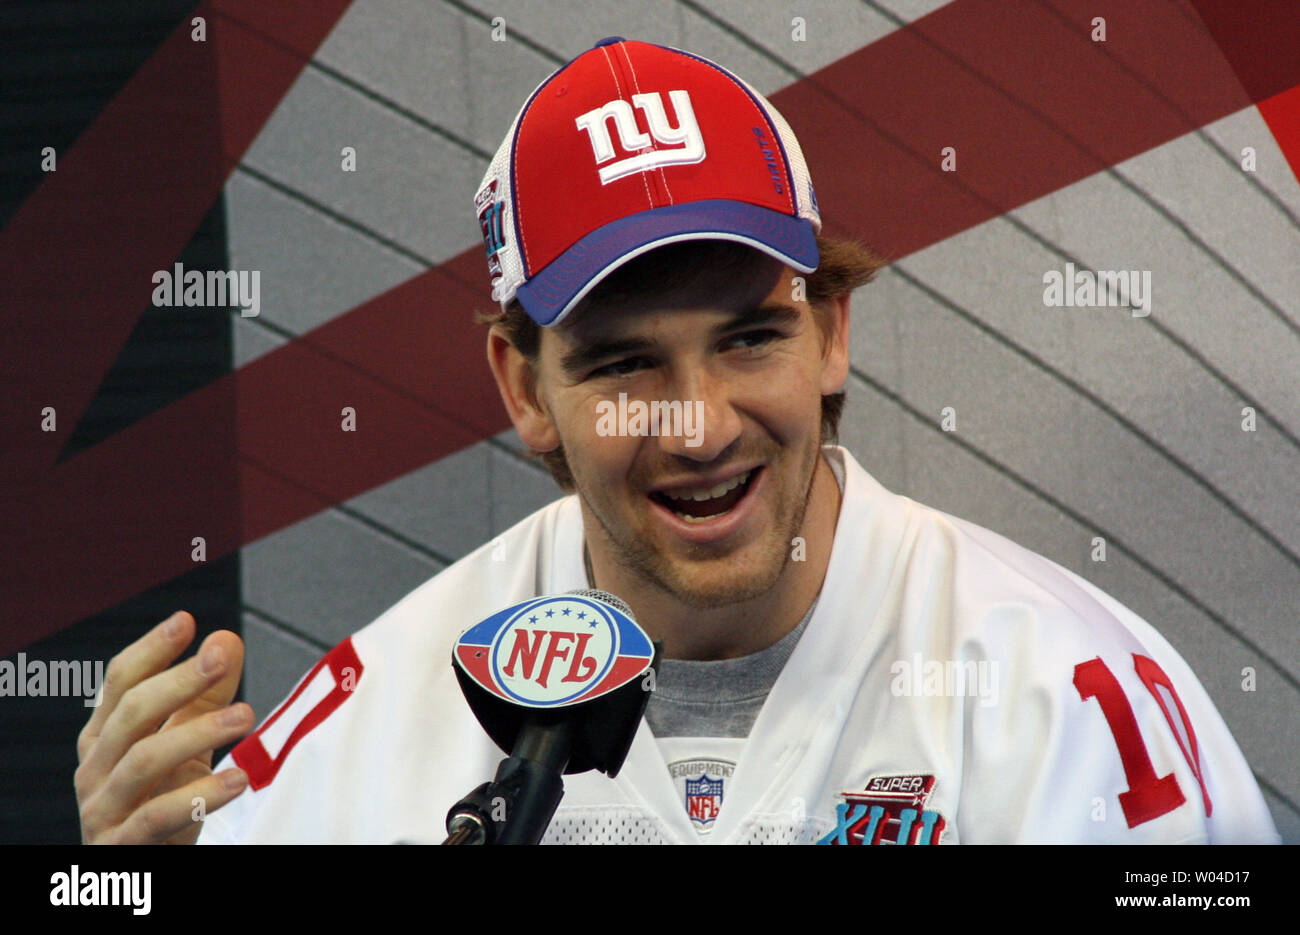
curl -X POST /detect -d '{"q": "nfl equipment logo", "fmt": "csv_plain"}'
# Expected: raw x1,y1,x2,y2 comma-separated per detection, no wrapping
669,757,735,834
685,775,724,830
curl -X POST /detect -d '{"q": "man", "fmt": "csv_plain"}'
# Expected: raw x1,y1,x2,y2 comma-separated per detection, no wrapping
76,38,1277,844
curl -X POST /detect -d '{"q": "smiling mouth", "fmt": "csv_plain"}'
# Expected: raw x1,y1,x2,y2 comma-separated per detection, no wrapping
649,468,760,524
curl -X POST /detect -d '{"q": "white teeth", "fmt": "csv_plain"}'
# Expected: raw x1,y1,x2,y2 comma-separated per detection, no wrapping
657,470,755,523
661,470,750,503
677,512,720,523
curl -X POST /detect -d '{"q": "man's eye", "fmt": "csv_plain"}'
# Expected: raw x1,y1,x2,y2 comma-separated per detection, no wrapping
726,329,784,351
586,332,783,378
590,357,649,379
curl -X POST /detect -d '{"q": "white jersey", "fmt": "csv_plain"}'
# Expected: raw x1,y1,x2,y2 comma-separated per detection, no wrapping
199,446,1278,844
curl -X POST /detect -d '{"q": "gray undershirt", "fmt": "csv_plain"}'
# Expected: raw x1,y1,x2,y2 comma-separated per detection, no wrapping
643,598,817,738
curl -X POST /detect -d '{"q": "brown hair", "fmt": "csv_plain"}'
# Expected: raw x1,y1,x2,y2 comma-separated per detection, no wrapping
476,234,886,491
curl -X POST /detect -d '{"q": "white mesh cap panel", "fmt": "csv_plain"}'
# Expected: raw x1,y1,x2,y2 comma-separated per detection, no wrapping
732,73,822,233
475,100,529,310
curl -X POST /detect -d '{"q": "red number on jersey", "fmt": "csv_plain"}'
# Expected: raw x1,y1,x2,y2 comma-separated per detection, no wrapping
233,638,363,790
1133,654,1211,818
1073,654,1208,828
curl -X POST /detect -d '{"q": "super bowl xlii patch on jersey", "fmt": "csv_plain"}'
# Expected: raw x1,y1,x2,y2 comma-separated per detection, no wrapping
668,758,736,834
817,774,948,845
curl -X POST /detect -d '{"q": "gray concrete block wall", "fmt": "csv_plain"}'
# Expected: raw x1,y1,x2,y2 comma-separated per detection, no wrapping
223,0,1300,840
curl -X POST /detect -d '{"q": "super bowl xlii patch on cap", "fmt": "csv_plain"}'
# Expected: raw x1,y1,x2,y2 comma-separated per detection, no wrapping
475,37,822,327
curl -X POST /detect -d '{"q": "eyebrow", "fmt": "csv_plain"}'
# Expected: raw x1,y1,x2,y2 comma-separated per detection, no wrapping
559,303,803,379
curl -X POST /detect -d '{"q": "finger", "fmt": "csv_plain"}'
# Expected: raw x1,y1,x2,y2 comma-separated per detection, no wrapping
78,634,234,788
150,750,213,805
79,611,195,760
161,630,244,734
99,767,250,846
97,703,254,820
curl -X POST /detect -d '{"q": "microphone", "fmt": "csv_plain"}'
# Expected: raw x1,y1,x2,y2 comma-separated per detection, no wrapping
444,589,660,845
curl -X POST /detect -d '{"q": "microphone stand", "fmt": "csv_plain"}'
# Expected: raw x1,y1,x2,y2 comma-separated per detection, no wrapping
444,713,573,845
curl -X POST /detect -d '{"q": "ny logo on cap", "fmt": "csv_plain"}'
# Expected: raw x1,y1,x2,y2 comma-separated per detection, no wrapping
574,90,706,185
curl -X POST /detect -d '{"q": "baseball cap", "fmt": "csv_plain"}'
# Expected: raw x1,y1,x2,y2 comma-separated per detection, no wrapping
475,36,822,327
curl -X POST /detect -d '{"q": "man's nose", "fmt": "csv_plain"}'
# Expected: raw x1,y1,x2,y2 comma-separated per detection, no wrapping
656,367,741,462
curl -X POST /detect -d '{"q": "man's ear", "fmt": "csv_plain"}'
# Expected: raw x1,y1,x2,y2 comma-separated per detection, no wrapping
819,292,851,396
486,326,561,453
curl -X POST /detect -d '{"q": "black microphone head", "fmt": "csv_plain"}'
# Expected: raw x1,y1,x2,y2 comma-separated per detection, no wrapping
451,590,660,776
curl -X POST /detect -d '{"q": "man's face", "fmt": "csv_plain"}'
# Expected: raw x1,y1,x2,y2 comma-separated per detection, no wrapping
527,251,847,609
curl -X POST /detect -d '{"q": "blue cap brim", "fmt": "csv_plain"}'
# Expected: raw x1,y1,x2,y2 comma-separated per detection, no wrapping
515,200,819,327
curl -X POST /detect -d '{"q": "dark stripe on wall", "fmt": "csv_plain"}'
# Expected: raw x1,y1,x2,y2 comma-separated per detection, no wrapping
0,1,240,844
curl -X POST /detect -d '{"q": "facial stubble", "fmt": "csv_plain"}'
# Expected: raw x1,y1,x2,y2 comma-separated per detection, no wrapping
578,423,825,610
